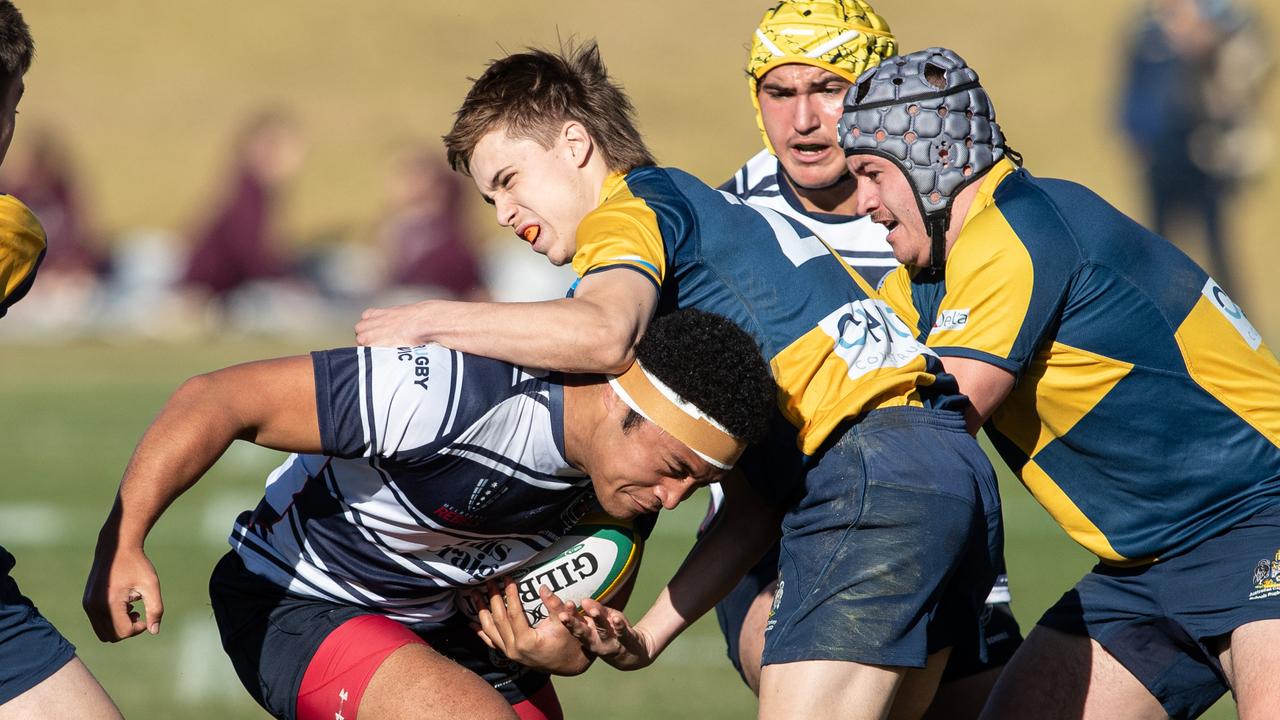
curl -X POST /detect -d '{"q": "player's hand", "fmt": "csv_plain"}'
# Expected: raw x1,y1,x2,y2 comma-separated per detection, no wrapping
82,541,164,643
354,300,436,347
473,582,595,676
558,597,657,671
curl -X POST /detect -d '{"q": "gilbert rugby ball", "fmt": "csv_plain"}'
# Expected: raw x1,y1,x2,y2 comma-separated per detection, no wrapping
458,514,641,626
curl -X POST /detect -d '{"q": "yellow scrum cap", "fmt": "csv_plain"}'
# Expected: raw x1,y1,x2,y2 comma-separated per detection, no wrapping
0,194,45,317
747,0,897,154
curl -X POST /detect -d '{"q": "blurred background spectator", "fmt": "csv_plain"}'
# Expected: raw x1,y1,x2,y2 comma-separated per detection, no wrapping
180,110,306,304
1120,0,1273,298
0,126,107,328
373,147,486,303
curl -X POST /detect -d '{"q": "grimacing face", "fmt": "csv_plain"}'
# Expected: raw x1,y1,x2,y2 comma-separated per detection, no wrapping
848,155,931,267
469,126,597,267
585,391,727,520
757,64,851,190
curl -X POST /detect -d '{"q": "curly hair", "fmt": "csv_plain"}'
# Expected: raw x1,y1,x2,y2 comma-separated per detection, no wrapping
632,309,775,446
444,40,655,175
0,2,32,86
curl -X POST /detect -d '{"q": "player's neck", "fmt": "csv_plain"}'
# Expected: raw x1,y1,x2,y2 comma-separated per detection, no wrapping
784,171,859,216
559,377,602,471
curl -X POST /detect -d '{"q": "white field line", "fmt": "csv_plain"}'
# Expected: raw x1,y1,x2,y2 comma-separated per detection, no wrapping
173,615,246,704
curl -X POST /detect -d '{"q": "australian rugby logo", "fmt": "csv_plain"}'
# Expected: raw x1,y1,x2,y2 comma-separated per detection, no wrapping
468,476,509,513
1249,550,1280,601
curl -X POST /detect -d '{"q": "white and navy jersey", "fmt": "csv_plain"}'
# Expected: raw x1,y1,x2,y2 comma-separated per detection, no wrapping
719,149,898,288
229,345,595,625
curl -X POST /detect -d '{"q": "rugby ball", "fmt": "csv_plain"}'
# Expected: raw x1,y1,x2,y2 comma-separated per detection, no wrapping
457,514,641,626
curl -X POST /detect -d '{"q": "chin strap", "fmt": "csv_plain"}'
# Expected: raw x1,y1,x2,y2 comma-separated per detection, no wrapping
924,210,950,278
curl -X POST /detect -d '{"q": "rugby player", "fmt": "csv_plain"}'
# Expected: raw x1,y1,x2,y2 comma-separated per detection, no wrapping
357,42,1002,720
82,309,773,720
710,3,1022,713
843,47,1280,719
0,3,122,717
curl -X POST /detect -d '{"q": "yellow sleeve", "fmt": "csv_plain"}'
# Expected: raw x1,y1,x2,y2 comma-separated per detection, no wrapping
929,206,1040,373
0,195,46,305
571,192,667,289
877,266,923,339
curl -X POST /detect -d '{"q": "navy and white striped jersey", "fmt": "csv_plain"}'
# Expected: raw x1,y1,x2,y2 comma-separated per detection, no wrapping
719,149,898,288
228,345,595,624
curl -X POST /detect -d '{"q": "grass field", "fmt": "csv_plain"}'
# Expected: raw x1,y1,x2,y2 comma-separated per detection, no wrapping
0,336,1235,718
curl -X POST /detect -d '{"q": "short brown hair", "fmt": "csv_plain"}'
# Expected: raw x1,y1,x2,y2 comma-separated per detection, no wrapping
444,41,655,175
0,2,32,86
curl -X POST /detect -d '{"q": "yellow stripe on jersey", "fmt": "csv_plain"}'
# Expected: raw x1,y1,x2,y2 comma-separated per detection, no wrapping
991,341,1133,458
932,206,1035,361
0,195,45,304
1174,292,1280,449
571,172,666,286
1018,458,1132,564
772,317,929,455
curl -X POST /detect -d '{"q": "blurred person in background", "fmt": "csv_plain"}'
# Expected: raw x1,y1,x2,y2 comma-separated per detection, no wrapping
0,2,121,717
0,125,108,328
711,4,1021,717
177,110,314,329
1120,0,1273,300
374,146,487,303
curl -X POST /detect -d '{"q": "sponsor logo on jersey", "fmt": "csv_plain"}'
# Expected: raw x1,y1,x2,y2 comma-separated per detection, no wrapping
438,538,513,580
1249,550,1280,601
819,300,935,381
1203,278,1261,350
932,308,970,333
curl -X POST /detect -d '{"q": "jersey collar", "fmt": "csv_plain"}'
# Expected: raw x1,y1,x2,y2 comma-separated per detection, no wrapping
598,170,628,206
958,157,1018,232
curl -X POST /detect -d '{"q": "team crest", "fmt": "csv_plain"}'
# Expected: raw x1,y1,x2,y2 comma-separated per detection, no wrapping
468,477,509,513
765,580,784,633
1248,550,1280,601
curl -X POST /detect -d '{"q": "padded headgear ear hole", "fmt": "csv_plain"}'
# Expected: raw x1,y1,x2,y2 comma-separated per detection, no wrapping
924,62,946,89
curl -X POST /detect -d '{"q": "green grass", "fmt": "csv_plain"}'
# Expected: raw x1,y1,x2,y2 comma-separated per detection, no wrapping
0,337,1235,718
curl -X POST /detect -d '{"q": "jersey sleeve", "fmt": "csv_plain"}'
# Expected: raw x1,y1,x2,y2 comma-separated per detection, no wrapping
311,345,460,460
927,206,1071,375
570,194,667,291
876,267,925,340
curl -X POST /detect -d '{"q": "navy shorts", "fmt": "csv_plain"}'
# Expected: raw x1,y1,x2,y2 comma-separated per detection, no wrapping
0,545,76,704
208,552,550,719
762,407,1002,669
713,553,1022,684
1039,502,1280,719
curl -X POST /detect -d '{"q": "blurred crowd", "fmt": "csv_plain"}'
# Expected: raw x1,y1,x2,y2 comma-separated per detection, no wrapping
0,0,1271,341
0,110,576,340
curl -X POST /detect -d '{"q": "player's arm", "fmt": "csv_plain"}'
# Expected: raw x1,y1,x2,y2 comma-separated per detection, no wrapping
562,470,782,670
355,268,658,374
83,357,320,643
940,356,1016,434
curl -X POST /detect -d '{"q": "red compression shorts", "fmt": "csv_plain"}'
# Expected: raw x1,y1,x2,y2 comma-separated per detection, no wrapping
295,614,562,720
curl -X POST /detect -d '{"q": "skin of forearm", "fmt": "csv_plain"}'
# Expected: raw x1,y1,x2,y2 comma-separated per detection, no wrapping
634,486,782,656
415,298,641,374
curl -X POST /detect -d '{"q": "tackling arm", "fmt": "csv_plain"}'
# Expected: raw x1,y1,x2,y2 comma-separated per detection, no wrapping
564,470,783,669
355,268,658,374
940,356,1016,435
83,356,320,642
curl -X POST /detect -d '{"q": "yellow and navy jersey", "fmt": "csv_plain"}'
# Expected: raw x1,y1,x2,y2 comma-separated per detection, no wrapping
571,167,962,455
0,194,46,317
880,158,1280,565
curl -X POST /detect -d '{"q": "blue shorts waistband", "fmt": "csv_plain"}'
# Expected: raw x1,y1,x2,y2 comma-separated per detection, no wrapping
849,405,969,436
